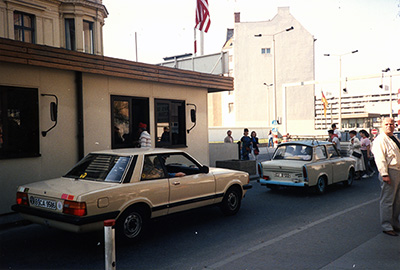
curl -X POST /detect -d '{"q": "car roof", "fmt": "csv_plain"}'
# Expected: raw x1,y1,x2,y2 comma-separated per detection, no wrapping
90,148,183,156
279,140,332,147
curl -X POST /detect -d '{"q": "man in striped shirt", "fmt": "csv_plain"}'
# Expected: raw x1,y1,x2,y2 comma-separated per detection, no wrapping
138,122,151,148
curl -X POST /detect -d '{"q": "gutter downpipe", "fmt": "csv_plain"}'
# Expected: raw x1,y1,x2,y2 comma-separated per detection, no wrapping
76,71,84,160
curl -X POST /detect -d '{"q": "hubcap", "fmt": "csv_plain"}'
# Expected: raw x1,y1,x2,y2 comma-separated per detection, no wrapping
124,212,142,238
227,192,238,210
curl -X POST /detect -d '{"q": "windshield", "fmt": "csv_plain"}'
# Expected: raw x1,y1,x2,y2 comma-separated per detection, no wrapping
272,145,312,161
64,154,131,182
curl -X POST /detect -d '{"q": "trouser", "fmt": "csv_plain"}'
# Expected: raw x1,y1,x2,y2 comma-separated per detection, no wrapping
361,150,373,174
379,168,400,231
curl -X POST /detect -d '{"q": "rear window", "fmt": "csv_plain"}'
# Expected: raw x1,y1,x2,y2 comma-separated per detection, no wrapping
64,154,131,182
272,145,312,161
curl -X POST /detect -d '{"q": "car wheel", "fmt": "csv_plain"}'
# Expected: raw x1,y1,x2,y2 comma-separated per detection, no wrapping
315,176,327,194
343,169,354,187
117,206,148,241
220,186,242,216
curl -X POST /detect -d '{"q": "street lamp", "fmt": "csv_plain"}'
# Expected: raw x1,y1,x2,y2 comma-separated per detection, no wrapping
382,68,393,117
255,26,294,124
324,49,358,130
264,83,273,122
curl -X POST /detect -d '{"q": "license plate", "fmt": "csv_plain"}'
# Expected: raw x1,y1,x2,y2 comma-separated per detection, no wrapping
274,172,290,178
29,196,57,210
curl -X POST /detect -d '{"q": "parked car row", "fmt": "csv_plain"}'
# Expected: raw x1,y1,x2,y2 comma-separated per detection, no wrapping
12,140,355,241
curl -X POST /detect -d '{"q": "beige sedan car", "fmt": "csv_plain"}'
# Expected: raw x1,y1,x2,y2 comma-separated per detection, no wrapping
258,140,356,194
12,148,251,241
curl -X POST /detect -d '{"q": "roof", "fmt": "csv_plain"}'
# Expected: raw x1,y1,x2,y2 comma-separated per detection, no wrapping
91,148,183,156
0,38,233,93
279,140,332,147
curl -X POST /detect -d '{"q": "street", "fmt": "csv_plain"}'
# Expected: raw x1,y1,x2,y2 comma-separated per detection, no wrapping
2,167,399,270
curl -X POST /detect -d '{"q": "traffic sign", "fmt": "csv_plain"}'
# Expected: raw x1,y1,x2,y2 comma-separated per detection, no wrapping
371,128,378,135
272,128,278,133
272,120,278,125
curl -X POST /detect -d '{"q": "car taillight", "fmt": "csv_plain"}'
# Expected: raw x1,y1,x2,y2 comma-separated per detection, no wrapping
263,176,270,180
63,200,87,216
16,192,29,206
303,166,308,181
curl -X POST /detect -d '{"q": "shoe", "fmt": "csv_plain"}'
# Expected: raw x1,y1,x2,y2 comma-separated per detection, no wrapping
362,174,369,178
383,230,398,236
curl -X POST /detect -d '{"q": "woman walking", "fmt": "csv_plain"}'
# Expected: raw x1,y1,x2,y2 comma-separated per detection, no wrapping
250,131,260,160
349,130,365,179
360,129,375,178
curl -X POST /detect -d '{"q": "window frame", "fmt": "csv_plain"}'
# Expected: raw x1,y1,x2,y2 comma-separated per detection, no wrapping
65,18,76,51
14,11,35,43
154,99,187,148
0,85,40,159
83,20,94,54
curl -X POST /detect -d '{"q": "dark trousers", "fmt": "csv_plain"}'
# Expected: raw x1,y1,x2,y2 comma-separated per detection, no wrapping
361,150,374,175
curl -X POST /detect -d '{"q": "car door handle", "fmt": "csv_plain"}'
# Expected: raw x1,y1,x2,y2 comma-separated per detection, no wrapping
172,181,180,186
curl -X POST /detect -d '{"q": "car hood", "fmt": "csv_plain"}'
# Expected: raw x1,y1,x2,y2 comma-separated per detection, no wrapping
21,177,118,200
261,159,309,172
209,167,248,176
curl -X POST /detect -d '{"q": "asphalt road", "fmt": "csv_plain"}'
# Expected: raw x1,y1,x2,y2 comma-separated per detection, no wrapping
2,168,396,270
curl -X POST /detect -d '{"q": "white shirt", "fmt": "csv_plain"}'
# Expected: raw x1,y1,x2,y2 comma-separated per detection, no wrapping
140,131,151,148
332,136,341,150
334,129,341,139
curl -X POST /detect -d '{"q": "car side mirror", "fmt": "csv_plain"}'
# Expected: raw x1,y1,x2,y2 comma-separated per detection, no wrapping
201,165,209,174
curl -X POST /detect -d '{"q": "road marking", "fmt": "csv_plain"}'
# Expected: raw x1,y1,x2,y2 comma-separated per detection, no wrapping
205,198,379,269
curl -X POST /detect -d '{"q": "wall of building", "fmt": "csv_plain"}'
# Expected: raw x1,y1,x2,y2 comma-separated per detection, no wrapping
234,7,315,135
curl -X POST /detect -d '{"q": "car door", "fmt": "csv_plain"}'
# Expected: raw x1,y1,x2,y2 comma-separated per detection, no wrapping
307,145,332,186
161,153,215,214
326,144,348,183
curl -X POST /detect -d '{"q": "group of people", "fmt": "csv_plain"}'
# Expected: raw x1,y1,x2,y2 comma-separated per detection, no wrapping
224,129,260,160
348,129,375,180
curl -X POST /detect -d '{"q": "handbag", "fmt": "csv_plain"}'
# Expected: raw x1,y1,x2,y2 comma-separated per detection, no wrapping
352,151,362,158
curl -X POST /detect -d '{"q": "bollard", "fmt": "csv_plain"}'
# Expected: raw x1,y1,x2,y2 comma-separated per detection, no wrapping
104,219,116,270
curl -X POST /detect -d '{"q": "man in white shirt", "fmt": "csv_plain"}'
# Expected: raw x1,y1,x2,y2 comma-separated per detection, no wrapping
138,122,151,148
332,123,342,140
372,117,400,236
328,129,341,152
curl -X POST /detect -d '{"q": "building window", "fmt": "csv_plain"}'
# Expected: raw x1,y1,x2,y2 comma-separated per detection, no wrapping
0,86,39,159
65,19,76,50
155,99,186,147
111,96,149,149
83,20,94,54
261,48,271,54
14,12,35,43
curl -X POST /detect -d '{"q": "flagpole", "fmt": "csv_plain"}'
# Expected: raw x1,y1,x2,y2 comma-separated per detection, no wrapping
194,28,197,56
200,30,204,55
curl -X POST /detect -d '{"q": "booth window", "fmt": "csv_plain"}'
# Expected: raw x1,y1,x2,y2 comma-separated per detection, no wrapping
155,99,186,147
111,95,149,149
0,86,39,159
14,11,35,43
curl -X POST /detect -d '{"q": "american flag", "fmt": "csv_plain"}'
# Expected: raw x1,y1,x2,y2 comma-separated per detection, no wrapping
195,0,211,33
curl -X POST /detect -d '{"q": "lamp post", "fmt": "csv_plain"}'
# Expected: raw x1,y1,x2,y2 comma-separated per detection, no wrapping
324,50,358,130
382,68,393,117
255,26,294,124
263,83,273,123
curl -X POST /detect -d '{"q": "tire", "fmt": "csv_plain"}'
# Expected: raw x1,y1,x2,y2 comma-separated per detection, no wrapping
314,176,327,195
220,186,242,216
117,206,148,242
343,169,354,187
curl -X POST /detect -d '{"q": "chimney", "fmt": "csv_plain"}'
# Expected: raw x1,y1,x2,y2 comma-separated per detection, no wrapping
234,12,240,23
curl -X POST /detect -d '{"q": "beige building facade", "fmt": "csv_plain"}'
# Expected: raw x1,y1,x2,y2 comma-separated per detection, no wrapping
209,7,315,136
0,0,107,55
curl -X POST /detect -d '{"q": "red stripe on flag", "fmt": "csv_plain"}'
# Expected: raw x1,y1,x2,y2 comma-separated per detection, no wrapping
195,0,211,33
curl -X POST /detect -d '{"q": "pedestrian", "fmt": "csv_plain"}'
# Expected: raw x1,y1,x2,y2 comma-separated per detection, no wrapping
360,129,375,178
328,129,341,153
138,122,151,148
348,130,365,180
240,128,251,160
224,130,234,143
371,117,400,236
332,123,342,140
250,131,260,160
268,130,274,147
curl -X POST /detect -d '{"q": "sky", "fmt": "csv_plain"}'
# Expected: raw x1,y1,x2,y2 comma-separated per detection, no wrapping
102,0,400,96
